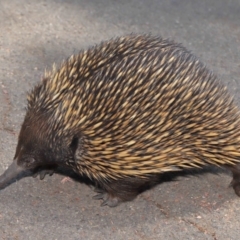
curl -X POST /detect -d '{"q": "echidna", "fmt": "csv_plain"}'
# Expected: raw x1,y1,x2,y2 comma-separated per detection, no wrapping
1,34,240,207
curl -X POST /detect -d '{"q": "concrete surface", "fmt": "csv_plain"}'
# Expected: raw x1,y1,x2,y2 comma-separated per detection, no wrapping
0,0,240,239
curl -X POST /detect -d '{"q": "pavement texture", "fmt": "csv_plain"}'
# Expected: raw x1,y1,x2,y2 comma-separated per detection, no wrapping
0,0,240,239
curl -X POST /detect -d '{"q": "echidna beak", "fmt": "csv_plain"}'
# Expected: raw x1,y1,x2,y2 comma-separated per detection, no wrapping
0,160,25,190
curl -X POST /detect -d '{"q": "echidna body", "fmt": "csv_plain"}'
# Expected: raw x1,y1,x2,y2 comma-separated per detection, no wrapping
1,34,240,207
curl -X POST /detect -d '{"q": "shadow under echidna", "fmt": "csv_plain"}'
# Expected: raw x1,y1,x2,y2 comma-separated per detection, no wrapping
1,34,240,207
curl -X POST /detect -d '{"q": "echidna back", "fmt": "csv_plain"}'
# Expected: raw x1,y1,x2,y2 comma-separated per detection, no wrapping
28,35,240,180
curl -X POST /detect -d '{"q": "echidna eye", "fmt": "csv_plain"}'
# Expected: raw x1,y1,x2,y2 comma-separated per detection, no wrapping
25,157,35,168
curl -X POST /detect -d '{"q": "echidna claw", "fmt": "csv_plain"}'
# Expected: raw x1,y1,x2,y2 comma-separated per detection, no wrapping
101,197,119,207
32,169,54,180
92,191,120,207
92,193,107,200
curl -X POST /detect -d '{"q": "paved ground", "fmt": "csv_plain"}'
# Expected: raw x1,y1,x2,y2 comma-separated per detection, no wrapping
0,0,240,239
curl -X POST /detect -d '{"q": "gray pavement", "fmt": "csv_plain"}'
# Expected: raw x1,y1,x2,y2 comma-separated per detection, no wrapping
1,0,240,239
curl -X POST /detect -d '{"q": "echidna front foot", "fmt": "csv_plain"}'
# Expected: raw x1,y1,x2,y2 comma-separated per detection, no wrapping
92,176,158,207
93,191,120,207
32,168,55,180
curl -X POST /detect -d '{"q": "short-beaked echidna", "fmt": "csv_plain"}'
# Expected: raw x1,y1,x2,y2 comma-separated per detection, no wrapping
1,34,240,207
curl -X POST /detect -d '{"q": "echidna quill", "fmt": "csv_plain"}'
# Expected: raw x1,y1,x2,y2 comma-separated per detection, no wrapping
1,34,240,207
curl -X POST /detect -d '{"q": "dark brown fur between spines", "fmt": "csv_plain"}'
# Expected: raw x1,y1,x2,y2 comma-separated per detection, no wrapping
10,34,240,206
